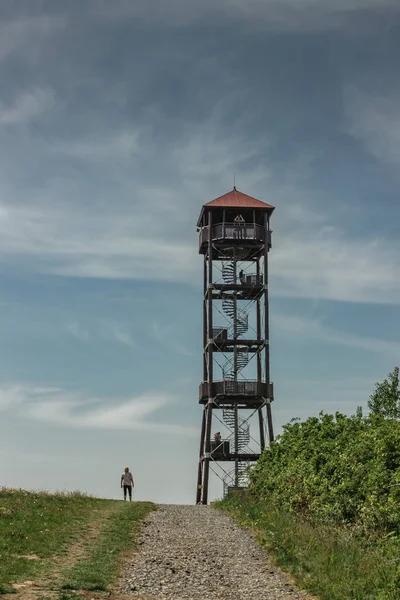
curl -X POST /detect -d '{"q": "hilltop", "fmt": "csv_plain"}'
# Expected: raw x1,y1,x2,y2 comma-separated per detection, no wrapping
0,488,153,598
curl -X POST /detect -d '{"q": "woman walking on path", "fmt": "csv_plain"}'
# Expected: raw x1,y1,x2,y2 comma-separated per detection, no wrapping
121,466,134,501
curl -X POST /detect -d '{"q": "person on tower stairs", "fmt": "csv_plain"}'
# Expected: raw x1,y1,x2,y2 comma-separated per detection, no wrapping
214,431,222,444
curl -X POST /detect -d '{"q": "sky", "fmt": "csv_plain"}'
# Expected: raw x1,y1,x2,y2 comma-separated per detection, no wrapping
1,0,400,504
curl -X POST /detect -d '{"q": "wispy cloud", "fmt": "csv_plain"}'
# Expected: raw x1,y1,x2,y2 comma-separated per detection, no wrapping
0,385,62,412
67,321,91,342
274,313,400,356
152,320,193,357
110,324,136,349
275,376,377,425
0,96,397,305
271,226,400,304
0,15,66,63
0,87,55,126
0,152,399,305
0,384,197,436
54,131,141,161
0,197,197,282
66,318,136,349
343,84,400,167
91,0,399,32
0,14,397,309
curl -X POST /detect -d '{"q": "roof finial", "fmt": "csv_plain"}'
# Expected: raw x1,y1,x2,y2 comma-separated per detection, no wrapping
233,173,236,191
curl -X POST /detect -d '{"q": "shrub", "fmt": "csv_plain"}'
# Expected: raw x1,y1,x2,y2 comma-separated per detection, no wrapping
249,368,400,534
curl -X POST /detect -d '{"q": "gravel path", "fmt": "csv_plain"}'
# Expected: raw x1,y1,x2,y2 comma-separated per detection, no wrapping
118,505,314,600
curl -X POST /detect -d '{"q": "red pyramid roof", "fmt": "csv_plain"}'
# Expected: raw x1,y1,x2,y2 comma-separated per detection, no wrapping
205,187,275,210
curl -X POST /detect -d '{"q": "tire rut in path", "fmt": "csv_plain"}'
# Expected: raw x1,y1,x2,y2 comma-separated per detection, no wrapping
5,504,120,600
118,505,316,600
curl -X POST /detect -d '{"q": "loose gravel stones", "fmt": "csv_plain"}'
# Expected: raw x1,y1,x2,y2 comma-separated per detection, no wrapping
118,505,314,600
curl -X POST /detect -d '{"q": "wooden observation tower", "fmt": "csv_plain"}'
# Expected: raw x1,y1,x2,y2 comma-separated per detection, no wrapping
196,187,275,505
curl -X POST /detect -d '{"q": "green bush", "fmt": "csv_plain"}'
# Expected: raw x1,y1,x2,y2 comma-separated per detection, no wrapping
217,368,400,599
217,494,400,600
249,368,400,534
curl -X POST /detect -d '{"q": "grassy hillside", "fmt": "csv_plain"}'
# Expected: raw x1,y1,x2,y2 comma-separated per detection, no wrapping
218,492,400,600
0,488,153,596
217,368,400,600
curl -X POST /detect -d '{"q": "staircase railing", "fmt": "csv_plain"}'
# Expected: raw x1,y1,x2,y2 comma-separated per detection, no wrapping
222,408,250,451
222,463,250,493
220,261,252,489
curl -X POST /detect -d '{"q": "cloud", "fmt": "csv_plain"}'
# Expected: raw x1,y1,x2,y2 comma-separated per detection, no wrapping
66,318,136,349
0,59,397,305
110,325,136,349
54,131,141,161
91,0,399,32
274,313,400,355
0,384,197,436
0,385,62,412
0,385,31,412
0,449,57,464
0,87,56,126
274,376,377,425
0,15,66,63
271,226,400,304
0,142,399,304
0,197,197,282
343,84,400,167
67,321,91,342
172,344,194,357
152,320,194,356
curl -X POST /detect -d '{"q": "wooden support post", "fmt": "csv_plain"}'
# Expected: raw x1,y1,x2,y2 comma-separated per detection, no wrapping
256,259,262,379
264,213,274,443
196,408,206,504
256,259,266,451
266,400,274,444
202,210,213,504
258,408,266,451
203,257,207,381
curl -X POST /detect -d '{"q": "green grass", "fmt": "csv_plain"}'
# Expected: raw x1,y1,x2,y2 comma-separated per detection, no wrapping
216,495,400,600
0,487,154,594
0,488,100,590
60,501,154,591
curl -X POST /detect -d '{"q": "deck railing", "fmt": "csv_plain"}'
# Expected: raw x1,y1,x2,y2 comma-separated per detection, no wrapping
199,380,273,400
199,222,270,247
212,327,228,343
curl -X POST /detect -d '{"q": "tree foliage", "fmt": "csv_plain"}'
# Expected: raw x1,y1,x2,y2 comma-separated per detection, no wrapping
368,367,400,419
249,367,400,533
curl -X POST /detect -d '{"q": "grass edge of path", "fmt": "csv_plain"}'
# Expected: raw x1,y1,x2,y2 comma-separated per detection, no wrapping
0,489,155,597
215,495,400,600
0,490,108,594
60,501,155,592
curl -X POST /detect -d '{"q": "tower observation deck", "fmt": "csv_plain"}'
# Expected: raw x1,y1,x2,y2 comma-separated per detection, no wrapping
196,187,275,505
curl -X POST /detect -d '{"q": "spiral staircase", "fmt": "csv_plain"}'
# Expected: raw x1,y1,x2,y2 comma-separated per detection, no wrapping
220,261,252,491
